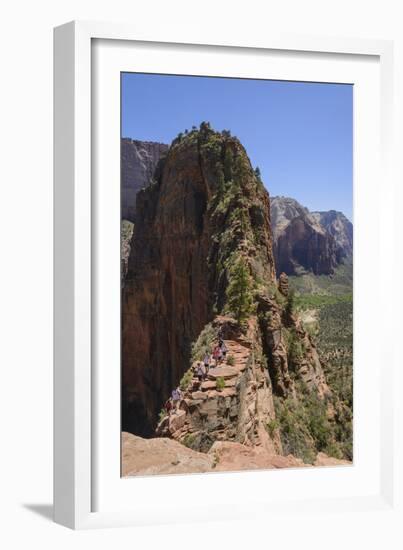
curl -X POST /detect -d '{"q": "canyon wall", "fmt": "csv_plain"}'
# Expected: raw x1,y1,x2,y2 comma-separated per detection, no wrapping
122,126,339,464
121,138,168,222
270,195,354,276
122,125,276,435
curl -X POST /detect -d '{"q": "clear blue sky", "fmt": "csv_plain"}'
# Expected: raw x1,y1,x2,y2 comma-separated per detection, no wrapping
122,73,353,220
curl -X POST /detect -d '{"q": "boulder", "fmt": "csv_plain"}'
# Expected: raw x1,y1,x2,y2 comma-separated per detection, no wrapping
208,367,238,380
168,409,187,433
122,432,213,476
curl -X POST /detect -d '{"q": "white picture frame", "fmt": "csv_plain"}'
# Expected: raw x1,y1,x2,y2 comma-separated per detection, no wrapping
54,21,399,531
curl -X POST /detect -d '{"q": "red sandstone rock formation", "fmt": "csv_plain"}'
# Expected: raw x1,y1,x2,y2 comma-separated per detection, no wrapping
122,126,275,436
122,124,347,468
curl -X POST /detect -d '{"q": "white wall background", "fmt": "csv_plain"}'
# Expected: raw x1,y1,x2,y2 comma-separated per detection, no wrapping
0,0,402,547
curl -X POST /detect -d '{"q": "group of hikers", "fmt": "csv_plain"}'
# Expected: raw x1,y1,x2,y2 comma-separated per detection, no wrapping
163,337,229,417
194,338,228,382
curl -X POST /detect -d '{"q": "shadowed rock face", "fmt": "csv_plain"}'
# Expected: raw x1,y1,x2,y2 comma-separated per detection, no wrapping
270,196,344,276
122,127,276,437
121,138,169,222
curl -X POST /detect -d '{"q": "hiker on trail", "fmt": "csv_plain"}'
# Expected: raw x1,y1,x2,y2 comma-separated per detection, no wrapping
196,362,205,383
165,398,173,415
219,340,228,359
172,387,182,410
203,352,210,374
213,345,222,366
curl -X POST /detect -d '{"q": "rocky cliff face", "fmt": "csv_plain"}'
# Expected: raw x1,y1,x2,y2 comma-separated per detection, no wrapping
122,125,275,436
156,316,282,455
270,196,340,276
121,220,134,286
311,210,353,259
123,125,344,464
121,138,169,222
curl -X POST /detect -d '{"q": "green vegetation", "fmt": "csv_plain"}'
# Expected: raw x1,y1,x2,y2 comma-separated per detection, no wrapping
284,328,304,368
191,323,216,362
182,433,197,449
316,301,353,367
179,369,193,392
226,354,235,366
253,346,269,369
223,147,234,182
211,449,220,468
289,259,353,297
226,256,255,325
295,292,352,310
316,299,353,459
284,288,295,318
158,408,167,423
291,280,352,458
216,377,226,391
267,282,286,306
287,260,353,460
266,418,279,438
274,386,343,463
258,309,273,326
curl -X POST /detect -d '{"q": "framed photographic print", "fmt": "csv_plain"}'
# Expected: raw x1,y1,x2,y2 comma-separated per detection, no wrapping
54,21,398,530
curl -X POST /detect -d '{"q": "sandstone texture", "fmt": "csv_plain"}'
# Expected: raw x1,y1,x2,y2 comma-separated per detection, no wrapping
122,432,350,476
210,441,307,471
122,432,213,476
156,316,281,455
314,452,351,467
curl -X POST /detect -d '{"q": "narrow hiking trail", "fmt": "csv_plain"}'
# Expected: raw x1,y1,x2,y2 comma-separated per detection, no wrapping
155,316,279,452
157,329,253,437
192,337,251,399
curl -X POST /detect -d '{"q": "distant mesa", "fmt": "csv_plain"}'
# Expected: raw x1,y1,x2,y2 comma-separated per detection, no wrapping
270,196,353,277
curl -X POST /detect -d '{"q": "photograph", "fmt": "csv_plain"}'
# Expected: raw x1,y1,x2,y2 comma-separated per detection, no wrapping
120,73,353,476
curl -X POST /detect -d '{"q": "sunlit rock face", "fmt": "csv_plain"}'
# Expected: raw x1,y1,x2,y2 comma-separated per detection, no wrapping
311,209,353,259
270,196,340,276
